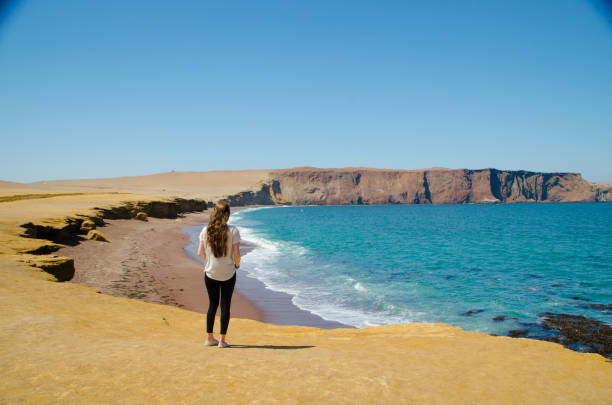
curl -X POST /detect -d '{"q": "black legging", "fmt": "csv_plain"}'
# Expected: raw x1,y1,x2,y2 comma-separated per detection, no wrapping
204,273,236,335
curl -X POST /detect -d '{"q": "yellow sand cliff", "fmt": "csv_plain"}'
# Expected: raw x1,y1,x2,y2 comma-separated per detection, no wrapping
0,185,610,403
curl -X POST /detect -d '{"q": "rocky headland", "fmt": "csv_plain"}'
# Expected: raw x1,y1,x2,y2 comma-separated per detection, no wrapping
226,167,612,206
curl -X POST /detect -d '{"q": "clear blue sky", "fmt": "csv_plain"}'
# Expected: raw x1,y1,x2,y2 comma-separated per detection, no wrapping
1,0,611,183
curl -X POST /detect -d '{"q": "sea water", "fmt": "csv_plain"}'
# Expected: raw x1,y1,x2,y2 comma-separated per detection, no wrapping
188,203,612,336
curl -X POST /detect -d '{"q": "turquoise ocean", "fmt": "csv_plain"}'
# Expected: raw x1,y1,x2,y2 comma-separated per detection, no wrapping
189,204,611,338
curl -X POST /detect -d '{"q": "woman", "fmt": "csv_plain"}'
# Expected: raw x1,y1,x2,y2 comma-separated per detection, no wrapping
197,201,241,348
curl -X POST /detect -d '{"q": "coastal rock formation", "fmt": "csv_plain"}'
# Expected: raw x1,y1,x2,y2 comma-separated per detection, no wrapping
17,197,209,281
80,219,96,232
226,168,607,206
226,180,287,206
21,255,75,282
86,230,110,242
592,183,612,202
20,198,208,245
538,312,612,359
97,198,208,220
134,212,148,221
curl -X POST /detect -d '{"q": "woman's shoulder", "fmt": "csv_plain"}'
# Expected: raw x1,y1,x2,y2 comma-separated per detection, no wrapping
228,225,240,239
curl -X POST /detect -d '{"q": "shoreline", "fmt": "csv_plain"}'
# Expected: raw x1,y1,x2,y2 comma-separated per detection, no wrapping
56,202,612,355
60,205,349,330
184,231,351,329
61,210,263,322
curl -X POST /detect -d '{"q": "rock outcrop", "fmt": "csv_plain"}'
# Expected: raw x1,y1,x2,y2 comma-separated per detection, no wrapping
80,219,96,232
86,230,110,242
134,212,148,221
226,180,288,206
96,198,208,220
592,183,612,202
18,197,209,281
21,255,75,282
226,168,608,206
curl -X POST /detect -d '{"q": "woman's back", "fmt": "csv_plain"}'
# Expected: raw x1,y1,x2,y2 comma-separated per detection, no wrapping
199,225,241,281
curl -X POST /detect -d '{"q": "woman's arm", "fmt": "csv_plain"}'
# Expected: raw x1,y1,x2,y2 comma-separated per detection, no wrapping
197,241,206,261
233,242,241,269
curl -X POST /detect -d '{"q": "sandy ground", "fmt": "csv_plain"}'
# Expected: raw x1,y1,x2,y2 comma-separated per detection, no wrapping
58,212,263,322
1,254,610,403
0,180,610,403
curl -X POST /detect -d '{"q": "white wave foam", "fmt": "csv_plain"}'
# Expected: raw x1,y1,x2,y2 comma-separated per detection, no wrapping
238,223,309,256
231,213,423,328
354,282,366,292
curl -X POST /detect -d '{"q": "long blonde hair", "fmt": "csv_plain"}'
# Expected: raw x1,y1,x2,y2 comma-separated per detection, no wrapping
206,201,231,258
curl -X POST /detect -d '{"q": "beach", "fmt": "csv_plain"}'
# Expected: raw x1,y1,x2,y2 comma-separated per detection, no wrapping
59,211,261,320
0,175,610,403
58,208,347,329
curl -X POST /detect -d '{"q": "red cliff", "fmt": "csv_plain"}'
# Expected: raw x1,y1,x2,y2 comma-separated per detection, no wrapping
226,167,609,206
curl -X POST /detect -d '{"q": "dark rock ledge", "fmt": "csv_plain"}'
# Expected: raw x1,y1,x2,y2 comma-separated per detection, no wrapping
19,198,210,281
505,312,612,360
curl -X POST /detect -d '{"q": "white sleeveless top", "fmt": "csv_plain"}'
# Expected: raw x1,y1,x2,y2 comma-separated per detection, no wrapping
198,225,241,281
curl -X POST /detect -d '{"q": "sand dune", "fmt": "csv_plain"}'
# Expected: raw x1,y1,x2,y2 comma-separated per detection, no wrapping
1,170,274,200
